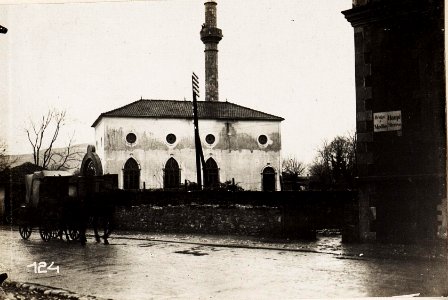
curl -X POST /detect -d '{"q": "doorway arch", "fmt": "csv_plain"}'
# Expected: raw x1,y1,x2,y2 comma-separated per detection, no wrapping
164,157,180,189
204,158,219,189
123,158,140,190
262,166,276,192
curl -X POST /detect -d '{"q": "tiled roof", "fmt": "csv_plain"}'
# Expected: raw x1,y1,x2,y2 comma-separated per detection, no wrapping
92,99,284,127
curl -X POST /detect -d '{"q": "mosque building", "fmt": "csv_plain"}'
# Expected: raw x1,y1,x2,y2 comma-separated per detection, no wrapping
83,1,284,191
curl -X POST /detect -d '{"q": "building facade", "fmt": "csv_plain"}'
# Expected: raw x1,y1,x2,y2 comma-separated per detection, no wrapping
91,100,283,191
85,1,284,192
343,0,446,242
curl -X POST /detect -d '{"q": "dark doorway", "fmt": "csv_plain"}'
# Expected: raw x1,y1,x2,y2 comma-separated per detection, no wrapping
262,167,276,191
164,158,180,189
123,158,140,190
204,158,219,189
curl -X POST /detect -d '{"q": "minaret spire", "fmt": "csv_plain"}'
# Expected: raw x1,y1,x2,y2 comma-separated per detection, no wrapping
200,1,223,102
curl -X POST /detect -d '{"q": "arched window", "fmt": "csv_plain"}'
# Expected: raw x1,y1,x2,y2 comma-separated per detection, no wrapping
123,158,140,190
262,167,276,192
164,158,180,189
83,159,97,177
80,145,103,177
204,158,219,189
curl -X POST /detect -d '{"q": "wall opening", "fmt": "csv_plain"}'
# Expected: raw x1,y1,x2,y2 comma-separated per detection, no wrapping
204,158,219,189
164,157,180,190
123,158,140,190
262,167,276,192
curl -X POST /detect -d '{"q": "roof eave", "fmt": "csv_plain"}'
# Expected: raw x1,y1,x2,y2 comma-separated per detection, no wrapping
93,114,283,123
91,114,104,128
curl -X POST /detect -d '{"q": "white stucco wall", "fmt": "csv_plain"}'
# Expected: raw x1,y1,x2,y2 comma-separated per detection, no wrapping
94,119,105,170
95,116,282,191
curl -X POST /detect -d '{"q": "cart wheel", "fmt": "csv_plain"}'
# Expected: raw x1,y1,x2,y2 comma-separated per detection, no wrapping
69,229,80,241
19,225,32,240
39,227,52,242
65,228,80,241
51,230,60,239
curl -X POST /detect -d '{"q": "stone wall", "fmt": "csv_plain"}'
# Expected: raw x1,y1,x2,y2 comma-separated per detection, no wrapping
111,191,358,240
115,204,283,236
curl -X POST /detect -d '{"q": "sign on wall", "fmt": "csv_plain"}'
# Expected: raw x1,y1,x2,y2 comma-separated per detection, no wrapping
373,110,402,132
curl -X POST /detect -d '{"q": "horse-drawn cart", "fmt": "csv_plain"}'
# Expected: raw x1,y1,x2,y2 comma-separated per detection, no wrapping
17,170,118,245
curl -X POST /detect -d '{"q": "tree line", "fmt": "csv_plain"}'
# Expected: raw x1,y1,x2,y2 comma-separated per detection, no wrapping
282,132,356,191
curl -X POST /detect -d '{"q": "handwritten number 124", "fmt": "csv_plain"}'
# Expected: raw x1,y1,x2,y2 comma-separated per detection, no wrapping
27,262,60,274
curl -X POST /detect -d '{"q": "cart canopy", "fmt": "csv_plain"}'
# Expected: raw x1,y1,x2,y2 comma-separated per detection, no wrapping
25,170,73,207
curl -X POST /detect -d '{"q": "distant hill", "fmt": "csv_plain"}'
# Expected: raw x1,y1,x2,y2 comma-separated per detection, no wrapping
8,143,89,171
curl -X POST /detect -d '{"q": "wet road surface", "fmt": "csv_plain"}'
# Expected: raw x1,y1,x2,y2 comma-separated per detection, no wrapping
1,227,447,299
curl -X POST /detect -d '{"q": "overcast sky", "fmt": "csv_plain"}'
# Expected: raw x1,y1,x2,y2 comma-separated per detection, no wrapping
0,0,355,165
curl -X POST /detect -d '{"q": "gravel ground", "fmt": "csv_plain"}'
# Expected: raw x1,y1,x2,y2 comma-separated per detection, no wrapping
0,281,102,300
113,230,448,261
1,228,447,299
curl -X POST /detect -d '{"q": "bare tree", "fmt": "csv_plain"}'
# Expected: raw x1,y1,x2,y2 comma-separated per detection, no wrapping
48,133,84,171
282,156,306,177
25,109,83,170
0,139,10,172
309,132,356,190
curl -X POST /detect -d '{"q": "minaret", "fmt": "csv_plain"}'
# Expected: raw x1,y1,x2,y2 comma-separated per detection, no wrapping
200,1,223,102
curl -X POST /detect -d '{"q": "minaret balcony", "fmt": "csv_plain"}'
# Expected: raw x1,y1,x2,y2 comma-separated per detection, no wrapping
200,27,223,43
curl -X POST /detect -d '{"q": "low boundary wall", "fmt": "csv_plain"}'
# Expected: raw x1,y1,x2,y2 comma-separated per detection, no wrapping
113,191,359,242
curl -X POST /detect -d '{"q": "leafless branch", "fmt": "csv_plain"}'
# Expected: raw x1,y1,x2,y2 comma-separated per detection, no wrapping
25,109,80,170
282,156,307,176
49,132,83,170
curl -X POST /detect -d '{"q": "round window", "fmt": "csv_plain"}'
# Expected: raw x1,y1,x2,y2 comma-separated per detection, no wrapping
205,134,215,145
166,133,176,144
258,135,268,145
126,133,137,144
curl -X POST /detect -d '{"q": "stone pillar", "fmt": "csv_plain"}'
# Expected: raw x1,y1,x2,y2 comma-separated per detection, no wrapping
343,0,446,243
200,1,223,102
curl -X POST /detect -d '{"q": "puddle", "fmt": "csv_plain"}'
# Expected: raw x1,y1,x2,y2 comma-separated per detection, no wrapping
174,250,209,256
137,243,155,248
